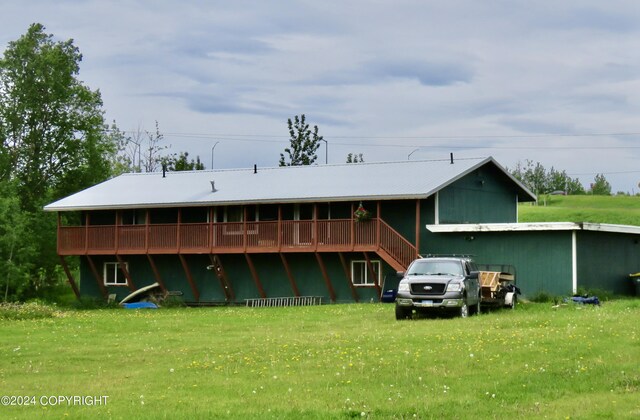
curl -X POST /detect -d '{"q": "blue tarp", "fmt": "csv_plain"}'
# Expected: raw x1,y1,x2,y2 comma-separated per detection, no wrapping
570,296,600,305
122,302,158,309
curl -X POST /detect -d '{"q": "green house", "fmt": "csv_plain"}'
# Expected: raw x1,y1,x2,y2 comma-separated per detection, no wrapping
46,156,546,304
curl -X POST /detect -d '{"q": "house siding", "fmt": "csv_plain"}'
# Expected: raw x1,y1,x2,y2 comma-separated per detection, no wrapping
577,231,639,295
438,167,518,224
79,252,395,304
425,231,574,297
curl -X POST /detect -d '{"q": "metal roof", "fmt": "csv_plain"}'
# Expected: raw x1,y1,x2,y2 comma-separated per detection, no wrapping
44,156,537,212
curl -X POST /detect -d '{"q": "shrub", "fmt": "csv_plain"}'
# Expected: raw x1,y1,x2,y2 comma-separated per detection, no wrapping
72,296,119,310
527,291,562,303
0,301,61,320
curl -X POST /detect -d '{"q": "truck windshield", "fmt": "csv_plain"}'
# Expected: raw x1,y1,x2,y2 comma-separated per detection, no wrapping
407,260,464,276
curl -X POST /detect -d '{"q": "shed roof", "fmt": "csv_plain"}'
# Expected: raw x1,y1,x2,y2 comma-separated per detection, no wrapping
44,156,536,212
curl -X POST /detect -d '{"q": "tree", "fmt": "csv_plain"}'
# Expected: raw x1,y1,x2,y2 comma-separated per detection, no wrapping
0,23,115,211
279,114,322,166
0,181,34,301
510,160,585,196
112,120,204,174
346,153,365,163
164,152,205,171
590,173,611,195
547,167,585,195
0,24,119,300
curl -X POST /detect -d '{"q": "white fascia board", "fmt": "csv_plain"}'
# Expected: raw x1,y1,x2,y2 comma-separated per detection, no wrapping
427,222,581,233
44,193,435,213
580,222,640,235
427,222,640,235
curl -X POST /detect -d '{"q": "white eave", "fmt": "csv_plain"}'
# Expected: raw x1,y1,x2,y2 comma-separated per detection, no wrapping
427,222,640,235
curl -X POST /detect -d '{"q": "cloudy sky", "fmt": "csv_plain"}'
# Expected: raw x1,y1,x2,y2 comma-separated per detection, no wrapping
3,1,640,192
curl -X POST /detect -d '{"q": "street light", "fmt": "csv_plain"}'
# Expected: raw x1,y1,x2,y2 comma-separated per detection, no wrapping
319,138,328,164
211,141,220,169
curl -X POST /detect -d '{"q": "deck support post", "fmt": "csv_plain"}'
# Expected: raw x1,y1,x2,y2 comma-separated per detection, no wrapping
376,202,381,250
338,252,359,302
178,254,200,302
350,203,355,249
115,254,136,292
315,252,336,302
146,254,168,293
85,255,108,299
245,254,266,298
177,209,182,252
279,253,301,297
363,252,381,300
209,254,234,302
59,256,80,299
84,213,90,254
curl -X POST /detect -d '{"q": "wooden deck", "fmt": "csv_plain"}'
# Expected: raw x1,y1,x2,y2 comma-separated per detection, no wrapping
58,218,417,270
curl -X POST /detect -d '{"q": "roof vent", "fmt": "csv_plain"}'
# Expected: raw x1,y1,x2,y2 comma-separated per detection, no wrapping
254,164,257,174
210,180,216,192
450,153,454,164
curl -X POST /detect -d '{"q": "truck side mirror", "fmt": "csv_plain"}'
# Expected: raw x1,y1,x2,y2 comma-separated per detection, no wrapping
467,271,479,280
396,271,405,279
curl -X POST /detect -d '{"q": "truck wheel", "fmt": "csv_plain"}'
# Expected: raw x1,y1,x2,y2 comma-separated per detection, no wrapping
471,295,481,316
458,301,469,318
395,304,412,320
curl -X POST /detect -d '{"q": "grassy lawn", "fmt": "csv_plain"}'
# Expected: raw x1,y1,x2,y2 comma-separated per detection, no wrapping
1,301,639,419
519,195,640,226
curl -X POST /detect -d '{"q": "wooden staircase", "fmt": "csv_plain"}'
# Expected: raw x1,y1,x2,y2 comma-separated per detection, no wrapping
376,220,418,271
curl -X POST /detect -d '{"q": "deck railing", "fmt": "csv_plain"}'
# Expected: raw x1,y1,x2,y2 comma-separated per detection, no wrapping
58,218,417,268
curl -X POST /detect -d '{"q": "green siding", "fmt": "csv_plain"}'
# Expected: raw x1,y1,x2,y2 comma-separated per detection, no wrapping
79,252,396,304
381,200,417,244
439,166,517,224
577,231,640,295
425,231,574,297
419,196,436,255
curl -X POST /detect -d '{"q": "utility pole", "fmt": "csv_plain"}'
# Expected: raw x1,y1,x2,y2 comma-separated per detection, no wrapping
211,141,220,169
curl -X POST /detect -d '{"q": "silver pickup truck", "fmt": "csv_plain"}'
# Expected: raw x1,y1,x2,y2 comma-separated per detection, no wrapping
395,256,482,320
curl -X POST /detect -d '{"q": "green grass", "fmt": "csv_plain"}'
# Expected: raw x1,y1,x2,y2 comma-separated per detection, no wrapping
519,195,640,226
1,302,639,419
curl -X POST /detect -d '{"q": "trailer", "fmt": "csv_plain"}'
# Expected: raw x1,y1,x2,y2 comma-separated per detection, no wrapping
477,264,519,309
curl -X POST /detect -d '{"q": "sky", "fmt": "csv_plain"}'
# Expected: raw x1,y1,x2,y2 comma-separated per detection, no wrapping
2,1,640,193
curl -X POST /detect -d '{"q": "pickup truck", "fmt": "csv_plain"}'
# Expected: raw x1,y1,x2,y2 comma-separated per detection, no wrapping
395,256,481,319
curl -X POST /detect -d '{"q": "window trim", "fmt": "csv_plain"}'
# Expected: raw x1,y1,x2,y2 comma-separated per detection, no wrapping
103,262,128,286
351,260,381,287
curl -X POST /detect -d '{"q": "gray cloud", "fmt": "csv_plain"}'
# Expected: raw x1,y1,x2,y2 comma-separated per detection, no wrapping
3,1,640,191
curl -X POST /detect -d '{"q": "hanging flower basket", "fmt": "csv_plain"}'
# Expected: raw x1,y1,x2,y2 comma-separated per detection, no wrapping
354,202,371,222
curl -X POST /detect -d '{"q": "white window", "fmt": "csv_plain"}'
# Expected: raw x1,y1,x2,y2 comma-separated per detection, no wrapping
351,260,381,286
103,262,128,286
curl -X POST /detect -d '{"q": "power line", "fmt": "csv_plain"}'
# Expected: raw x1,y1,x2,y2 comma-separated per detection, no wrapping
107,129,640,140
104,128,640,150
